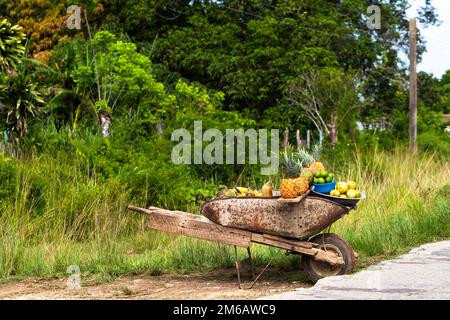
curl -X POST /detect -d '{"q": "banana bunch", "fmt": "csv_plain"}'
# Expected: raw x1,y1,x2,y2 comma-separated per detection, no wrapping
235,187,261,197
217,187,261,198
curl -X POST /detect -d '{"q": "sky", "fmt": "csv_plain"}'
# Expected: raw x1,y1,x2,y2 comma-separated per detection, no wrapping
407,0,450,78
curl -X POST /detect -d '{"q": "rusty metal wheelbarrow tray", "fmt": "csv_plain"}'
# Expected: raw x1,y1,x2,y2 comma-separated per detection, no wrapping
200,194,351,240
127,204,344,267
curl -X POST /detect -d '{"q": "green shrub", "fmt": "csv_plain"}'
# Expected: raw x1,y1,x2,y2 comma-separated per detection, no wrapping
0,153,17,201
418,131,450,156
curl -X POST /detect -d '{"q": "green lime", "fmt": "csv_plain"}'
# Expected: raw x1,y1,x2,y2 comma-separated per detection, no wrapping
317,177,325,184
328,173,334,179
325,176,333,183
321,171,328,178
314,171,322,178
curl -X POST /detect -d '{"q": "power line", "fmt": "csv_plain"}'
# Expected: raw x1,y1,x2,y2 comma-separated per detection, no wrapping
424,35,450,48
421,50,450,59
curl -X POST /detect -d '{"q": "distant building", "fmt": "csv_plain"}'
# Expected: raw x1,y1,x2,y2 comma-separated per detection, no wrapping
356,117,393,131
357,115,449,134
444,114,450,133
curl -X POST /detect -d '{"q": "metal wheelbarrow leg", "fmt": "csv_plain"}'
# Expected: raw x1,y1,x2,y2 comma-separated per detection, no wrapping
233,245,273,290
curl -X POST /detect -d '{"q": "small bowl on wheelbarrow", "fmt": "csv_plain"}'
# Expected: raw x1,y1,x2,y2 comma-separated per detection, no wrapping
312,181,336,194
311,185,366,207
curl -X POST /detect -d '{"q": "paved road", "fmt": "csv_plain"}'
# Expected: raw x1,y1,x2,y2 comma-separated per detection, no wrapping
263,240,450,300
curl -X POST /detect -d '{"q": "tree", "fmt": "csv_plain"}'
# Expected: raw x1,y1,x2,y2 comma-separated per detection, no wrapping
0,19,25,72
2,0,100,58
418,72,440,110
42,39,95,130
98,0,190,40
437,70,450,114
0,59,45,140
416,70,450,115
152,0,438,118
72,31,175,136
286,68,360,145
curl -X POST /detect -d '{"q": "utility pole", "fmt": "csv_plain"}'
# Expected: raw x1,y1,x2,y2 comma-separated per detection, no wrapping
409,17,418,152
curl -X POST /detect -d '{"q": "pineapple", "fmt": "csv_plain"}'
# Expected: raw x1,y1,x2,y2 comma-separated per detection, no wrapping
305,144,325,174
280,147,309,198
294,175,309,195
280,179,299,199
299,167,314,185
298,148,315,184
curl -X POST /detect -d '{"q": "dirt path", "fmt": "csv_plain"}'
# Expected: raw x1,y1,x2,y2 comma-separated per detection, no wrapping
0,269,311,300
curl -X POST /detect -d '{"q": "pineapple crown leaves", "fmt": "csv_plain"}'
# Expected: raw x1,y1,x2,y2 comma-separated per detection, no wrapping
280,146,303,178
311,144,322,161
297,147,314,167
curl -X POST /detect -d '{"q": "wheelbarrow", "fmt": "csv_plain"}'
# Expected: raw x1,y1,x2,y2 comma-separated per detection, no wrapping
128,190,358,287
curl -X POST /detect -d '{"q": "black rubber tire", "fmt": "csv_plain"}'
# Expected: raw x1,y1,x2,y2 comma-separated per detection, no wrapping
301,233,355,283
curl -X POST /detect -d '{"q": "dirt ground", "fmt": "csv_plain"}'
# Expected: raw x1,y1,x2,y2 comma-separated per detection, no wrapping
0,268,312,300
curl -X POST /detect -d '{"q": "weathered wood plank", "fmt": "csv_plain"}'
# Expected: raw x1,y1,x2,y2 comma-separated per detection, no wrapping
251,233,343,265
261,233,315,249
251,233,317,255
128,205,251,248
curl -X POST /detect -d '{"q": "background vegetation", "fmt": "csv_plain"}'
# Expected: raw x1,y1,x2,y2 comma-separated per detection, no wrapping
0,0,448,281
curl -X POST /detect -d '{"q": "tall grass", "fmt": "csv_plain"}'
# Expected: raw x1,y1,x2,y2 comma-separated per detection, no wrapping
0,148,448,280
332,148,450,256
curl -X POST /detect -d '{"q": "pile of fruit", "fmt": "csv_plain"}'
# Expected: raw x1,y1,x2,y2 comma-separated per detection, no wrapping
217,145,363,200
280,145,363,200
218,187,262,197
312,171,334,184
279,145,325,199
330,181,362,198
279,148,309,199
217,182,274,198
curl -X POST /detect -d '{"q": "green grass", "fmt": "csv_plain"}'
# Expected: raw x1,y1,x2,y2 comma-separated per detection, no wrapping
0,148,448,281
332,148,450,257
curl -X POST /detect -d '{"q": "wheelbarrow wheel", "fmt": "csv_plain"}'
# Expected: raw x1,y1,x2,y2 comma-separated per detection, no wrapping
302,233,355,283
